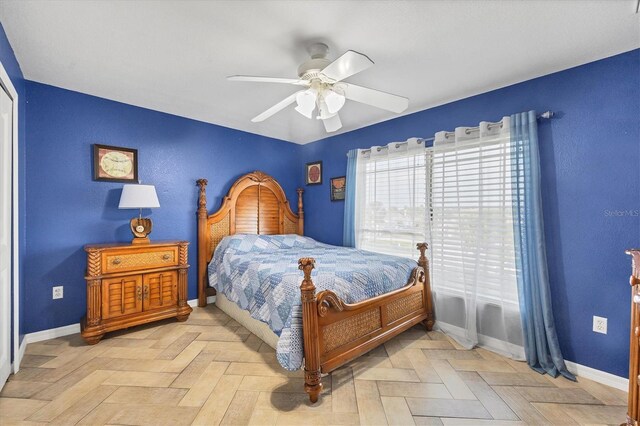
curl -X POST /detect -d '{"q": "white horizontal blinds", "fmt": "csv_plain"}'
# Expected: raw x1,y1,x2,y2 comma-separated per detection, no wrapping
356,138,427,259
352,122,523,358
428,118,524,358
428,120,519,304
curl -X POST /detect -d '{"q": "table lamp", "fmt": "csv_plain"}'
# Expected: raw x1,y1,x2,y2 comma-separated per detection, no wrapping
118,184,160,244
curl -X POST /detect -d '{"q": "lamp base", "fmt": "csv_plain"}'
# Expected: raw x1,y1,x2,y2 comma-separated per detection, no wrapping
131,236,151,245
130,217,153,244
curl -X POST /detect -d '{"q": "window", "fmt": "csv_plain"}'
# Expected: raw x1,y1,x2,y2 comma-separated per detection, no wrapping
355,141,427,259
352,124,523,357
428,133,519,304
354,133,518,303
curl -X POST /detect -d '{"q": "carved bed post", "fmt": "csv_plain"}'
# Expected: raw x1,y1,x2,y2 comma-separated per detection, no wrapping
299,257,322,403
197,179,208,307
417,243,435,331
297,188,304,235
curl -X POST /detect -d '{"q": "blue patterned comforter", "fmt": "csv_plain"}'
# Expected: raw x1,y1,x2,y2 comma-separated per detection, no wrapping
208,234,417,370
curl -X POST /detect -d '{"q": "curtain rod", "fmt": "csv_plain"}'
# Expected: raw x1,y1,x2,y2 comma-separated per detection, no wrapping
357,111,555,155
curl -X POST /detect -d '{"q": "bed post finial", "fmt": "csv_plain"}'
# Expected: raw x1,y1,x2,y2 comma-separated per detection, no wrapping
416,243,434,331
417,243,428,269
299,257,322,403
297,188,304,235
197,179,209,307
299,257,315,289
197,179,208,213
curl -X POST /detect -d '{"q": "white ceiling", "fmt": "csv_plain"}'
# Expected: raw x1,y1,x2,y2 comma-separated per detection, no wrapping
1,1,638,144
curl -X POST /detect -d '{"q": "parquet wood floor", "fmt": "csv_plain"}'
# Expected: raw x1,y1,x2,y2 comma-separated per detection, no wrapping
0,305,627,425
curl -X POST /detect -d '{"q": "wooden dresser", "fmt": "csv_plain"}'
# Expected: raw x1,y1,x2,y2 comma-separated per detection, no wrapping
81,240,192,344
627,249,640,426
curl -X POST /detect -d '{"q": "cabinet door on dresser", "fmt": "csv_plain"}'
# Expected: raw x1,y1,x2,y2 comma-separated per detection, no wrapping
101,275,143,319
143,271,178,311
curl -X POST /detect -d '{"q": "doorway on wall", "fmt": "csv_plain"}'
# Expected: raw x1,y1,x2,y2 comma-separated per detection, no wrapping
0,79,13,388
0,58,18,389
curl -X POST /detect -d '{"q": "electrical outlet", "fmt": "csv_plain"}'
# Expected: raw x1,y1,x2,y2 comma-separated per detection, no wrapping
52,286,63,300
593,315,607,334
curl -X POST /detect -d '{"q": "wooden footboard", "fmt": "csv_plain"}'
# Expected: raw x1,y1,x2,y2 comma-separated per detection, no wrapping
299,243,434,403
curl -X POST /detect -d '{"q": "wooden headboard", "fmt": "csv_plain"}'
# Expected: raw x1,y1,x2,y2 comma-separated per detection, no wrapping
196,171,304,306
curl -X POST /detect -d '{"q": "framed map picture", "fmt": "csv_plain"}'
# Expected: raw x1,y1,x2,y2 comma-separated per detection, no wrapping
330,176,346,201
93,144,138,183
305,161,322,185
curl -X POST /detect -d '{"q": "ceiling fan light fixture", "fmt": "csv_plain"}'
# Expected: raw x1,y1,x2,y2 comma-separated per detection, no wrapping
229,46,409,133
295,89,317,119
316,99,337,120
324,89,346,114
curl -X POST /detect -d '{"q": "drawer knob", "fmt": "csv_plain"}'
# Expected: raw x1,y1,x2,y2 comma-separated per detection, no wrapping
112,258,122,265
162,254,171,260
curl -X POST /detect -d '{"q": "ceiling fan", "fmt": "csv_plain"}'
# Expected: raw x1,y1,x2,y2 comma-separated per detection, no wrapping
228,43,409,133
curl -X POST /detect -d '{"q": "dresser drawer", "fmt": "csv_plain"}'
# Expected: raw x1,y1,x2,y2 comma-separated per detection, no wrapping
102,246,179,274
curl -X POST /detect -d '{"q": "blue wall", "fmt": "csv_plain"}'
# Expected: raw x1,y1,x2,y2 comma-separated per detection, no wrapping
24,81,301,334
0,22,26,346
300,49,640,377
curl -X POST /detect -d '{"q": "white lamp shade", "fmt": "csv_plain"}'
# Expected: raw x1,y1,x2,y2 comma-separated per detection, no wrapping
324,90,346,114
118,184,160,209
295,89,317,119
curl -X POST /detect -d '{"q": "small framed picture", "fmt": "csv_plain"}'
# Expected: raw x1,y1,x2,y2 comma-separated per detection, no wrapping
93,144,138,183
330,176,346,201
306,161,322,185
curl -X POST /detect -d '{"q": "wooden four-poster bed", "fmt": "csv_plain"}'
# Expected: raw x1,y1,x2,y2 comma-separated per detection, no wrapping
196,171,434,402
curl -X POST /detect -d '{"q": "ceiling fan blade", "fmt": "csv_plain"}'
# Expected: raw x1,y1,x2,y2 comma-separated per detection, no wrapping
322,113,342,133
343,83,408,113
228,75,309,86
251,91,302,122
319,50,374,82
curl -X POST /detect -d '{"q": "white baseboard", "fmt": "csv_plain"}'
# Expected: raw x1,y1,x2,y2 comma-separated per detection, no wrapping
18,338,26,365
187,296,216,307
13,297,219,373
15,323,82,371
566,360,628,391
20,297,215,347
24,323,81,345
12,338,27,374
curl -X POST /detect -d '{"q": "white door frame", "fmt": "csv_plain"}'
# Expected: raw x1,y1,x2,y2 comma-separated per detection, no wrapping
0,60,20,374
